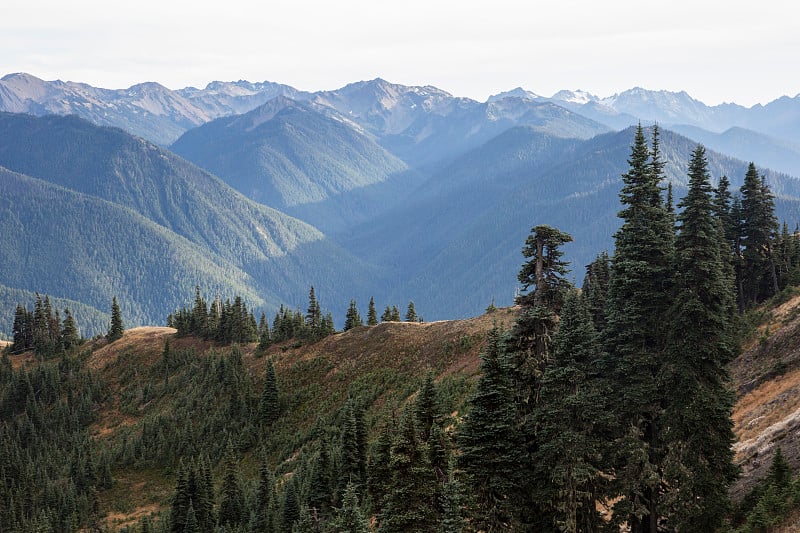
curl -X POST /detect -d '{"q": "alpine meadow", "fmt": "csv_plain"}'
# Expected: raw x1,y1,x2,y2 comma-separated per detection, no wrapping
6,72,800,533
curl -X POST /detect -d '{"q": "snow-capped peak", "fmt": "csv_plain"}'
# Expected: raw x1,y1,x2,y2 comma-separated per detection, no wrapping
487,87,542,103
550,89,598,105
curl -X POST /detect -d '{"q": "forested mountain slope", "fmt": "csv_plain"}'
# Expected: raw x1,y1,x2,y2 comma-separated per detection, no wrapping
0,113,386,328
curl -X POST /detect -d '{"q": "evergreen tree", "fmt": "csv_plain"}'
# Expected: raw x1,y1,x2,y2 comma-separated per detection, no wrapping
390,306,401,322
602,124,675,532
218,448,245,527
740,162,780,305
331,482,370,533
169,462,191,533
582,251,610,331
414,373,438,442
11,304,33,354
183,501,199,533
282,478,301,532
259,359,279,426
306,286,322,339
379,409,437,533
255,459,275,533
339,400,366,496
367,297,378,326
516,224,573,312
367,420,395,516
405,301,419,322
531,290,607,533
61,308,80,350
440,458,467,533
458,325,522,531
661,145,738,530
344,300,363,331
307,443,333,520
292,506,318,533
107,296,124,343
381,306,392,322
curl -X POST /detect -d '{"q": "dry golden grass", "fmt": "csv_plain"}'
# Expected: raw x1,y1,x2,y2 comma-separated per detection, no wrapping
731,293,800,500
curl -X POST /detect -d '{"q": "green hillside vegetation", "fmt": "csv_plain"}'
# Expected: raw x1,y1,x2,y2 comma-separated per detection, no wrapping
0,167,265,326
7,126,800,531
0,113,390,328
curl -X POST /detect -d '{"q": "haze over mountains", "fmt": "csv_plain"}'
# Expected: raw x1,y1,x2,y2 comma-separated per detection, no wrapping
2,72,800,335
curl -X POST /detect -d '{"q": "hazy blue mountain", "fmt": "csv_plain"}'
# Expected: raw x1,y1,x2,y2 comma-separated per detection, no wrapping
741,95,800,144
0,165,266,326
487,87,544,102
177,80,311,117
669,124,800,178
308,79,609,168
342,126,800,320
170,97,416,231
0,113,386,328
0,73,212,144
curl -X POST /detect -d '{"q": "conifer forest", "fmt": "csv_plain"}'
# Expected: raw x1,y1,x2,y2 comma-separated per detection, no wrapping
5,126,800,532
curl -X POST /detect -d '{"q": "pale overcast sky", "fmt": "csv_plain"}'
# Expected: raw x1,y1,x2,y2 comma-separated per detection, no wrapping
2,0,797,106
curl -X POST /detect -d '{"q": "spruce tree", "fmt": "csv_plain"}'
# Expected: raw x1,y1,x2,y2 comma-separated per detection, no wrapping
582,251,610,331
661,145,738,530
602,124,675,532
255,459,275,533
405,301,418,322
516,225,573,312
344,300,363,331
741,162,780,305
331,482,370,533
458,325,522,531
367,297,378,326
218,448,245,528
61,308,79,350
531,290,607,533
306,286,322,339
505,225,574,529
381,306,392,322
282,478,301,531
259,359,279,426
379,409,437,533
107,296,124,343
414,373,438,442
390,306,401,322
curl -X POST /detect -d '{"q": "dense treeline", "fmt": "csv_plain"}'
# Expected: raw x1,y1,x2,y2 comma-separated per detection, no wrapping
11,293,81,357
167,286,422,348
4,126,800,531
0,351,111,531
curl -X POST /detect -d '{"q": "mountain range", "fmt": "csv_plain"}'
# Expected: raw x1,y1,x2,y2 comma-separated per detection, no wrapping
3,73,800,335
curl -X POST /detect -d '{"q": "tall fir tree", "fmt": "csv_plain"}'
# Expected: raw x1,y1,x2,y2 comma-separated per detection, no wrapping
582,251,610,332
660,145,738,530
405,301,419,322
306,286,322,340
330,482,370,533
344,300,363,331
458,325,523,531
602,124,675,533
367,297,379,326
259,359,279,426
503,224,574,529
379,408,437,533
61,308,79,350
531,290,608,533
107,296,124,343
218,447,245,528
740,162,780,305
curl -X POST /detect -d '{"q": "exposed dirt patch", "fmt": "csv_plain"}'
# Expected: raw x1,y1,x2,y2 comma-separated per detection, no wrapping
732,293,800,500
